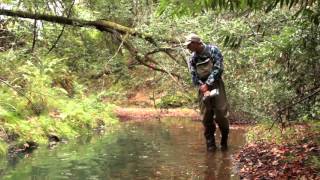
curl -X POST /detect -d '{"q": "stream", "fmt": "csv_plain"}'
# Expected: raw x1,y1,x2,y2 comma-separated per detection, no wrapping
0,118,246,180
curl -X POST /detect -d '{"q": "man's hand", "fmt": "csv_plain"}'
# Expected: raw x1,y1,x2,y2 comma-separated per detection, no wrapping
199,84,209,94
203,91,210,97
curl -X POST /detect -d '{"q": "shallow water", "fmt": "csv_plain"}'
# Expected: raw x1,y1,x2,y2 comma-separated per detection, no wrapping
0,118,246,180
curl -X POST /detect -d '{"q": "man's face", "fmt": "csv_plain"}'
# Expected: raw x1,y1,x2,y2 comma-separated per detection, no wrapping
187,42,200,52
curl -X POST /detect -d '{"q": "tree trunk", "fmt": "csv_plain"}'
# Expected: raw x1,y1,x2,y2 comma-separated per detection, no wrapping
0,8,177,44
0,8,182,79
0,8,133,34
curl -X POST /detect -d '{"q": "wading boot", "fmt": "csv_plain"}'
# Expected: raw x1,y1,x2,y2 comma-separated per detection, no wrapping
206,138,217,152
220,133,228,151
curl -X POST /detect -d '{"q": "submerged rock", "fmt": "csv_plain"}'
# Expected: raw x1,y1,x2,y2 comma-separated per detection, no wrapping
48,134,60,142
7,141,38,158
48,134,60,148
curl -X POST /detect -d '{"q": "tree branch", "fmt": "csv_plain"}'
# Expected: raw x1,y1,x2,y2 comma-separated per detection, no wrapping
0,8,178,44
277,87,320,114
114,34,181,79
0,77,33,104
31,19,37,52
0,8,186,80
47,0,75,54
145,47,188,67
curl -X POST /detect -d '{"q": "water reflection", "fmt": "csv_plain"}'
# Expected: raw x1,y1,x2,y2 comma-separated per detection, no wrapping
203,127,246,180
204,151,230,180
0,118,246,180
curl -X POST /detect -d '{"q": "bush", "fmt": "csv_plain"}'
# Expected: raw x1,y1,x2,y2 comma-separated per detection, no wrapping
156,91,196,108
0,51,119,150
0,141,7,157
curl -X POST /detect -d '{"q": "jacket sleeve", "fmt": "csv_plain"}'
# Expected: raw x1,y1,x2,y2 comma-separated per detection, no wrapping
188,57,201,86
205,46,224,86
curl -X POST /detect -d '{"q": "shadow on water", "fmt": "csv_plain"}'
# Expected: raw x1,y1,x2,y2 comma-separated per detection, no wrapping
0,118,246,180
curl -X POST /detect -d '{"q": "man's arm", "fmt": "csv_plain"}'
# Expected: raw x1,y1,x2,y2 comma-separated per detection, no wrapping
188,57,201,86
205,45,224,86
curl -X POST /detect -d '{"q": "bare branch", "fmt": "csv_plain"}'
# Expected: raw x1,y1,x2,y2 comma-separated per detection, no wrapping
0,77,32,104
31,19,37,52
145,47,188,67
113,34,181,79
47,0,75,54
0,8,179,45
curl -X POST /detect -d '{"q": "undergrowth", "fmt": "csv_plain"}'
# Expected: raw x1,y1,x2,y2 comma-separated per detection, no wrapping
0,89,118,144
0,140,7,156
0,50,118,154
246,120,320,144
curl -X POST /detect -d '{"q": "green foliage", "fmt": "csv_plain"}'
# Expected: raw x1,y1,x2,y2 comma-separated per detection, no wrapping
139,6,319,121
0,85,117,144
0,140,7,157
156,91,196,108
0,47,118,151
156,1,320,119
158,0,320,23
309,155,320,170
246,120,320,144
98,90,126,103
1,0,319,156
246,122,283,143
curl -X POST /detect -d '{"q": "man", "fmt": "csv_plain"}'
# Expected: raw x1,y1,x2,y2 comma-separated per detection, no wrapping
184,33,229,151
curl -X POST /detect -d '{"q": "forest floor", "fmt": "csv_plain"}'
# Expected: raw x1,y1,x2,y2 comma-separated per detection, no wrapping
235,124,320,179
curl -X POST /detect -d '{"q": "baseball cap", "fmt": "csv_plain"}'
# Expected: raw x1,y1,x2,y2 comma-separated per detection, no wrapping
183,33,202,46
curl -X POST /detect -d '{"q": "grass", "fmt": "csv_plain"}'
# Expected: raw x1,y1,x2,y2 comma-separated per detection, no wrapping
246,120,319,144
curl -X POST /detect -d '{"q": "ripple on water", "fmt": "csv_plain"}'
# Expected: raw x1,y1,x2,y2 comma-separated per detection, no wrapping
2,118,246,180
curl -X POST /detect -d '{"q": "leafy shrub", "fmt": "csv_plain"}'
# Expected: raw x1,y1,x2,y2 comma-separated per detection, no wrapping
156,92,196,108
0,141,7,157
0,51,118,149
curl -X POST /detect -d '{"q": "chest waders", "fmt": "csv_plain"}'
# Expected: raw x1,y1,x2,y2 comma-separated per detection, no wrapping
196,58,229,151
196,58,214,80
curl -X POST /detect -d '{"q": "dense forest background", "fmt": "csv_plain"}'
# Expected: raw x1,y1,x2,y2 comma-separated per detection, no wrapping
0,0,319,155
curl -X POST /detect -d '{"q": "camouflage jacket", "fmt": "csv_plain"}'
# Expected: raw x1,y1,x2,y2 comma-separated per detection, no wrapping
188,44,224,87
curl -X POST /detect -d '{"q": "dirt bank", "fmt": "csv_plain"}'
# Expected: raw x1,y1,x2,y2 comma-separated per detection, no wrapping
114,107,200,121
114,107,253,124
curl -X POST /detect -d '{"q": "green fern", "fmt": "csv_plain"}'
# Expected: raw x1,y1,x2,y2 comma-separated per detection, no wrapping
0,140,7,157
